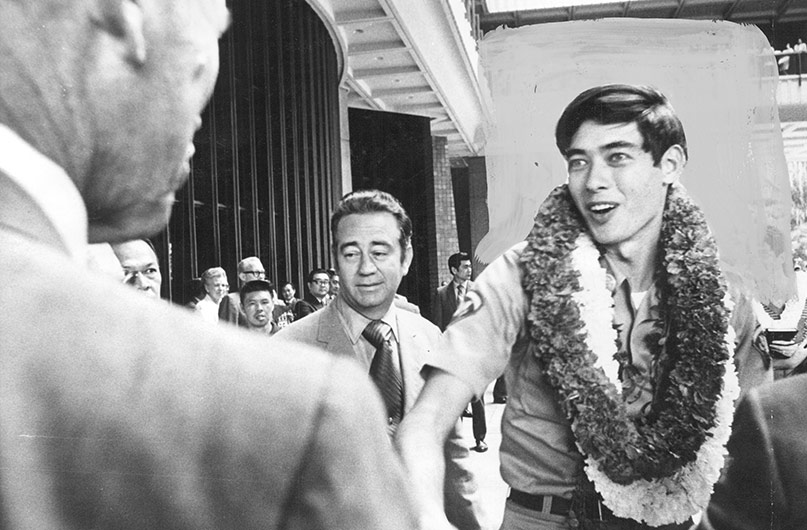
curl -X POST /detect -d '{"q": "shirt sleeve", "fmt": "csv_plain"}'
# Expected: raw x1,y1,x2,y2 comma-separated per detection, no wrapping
427,242,530,399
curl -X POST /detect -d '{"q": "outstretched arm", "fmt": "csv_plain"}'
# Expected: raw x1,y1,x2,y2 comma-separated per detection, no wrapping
396,368,476,530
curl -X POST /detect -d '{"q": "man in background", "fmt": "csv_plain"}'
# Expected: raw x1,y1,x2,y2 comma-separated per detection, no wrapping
293,268,331,320
241,279,278,335
219,256,266,327
112,239,163,298
0,1,417,528
327,267,341,303
276,190,486,530
433,251,488,453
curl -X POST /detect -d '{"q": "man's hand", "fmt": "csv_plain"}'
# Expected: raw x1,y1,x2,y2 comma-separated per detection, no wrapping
395,369,475,530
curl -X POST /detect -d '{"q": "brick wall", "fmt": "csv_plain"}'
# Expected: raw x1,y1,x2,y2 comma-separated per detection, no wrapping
431,136,459,308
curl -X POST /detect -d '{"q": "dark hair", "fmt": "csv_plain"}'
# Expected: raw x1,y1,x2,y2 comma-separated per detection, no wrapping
555,84,687,166
330,189,412,261
239,279,275,304
307,268,329,284
448,252,471,272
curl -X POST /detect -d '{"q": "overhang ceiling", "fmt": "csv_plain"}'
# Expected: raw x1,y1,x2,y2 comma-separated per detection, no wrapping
329,0,807,163
475,0,807,30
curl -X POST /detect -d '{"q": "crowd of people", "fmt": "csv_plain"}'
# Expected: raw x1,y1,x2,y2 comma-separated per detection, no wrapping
776,38,807,75
3,1,807,530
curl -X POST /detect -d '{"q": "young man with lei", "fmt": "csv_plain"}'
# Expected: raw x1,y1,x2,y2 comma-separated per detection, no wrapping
396,84,772,530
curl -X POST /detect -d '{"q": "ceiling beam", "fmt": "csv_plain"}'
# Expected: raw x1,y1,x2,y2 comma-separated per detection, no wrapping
352,65,421,78
372,86,433,97
348,41,409,57
335,9,392,25
398,102,444,111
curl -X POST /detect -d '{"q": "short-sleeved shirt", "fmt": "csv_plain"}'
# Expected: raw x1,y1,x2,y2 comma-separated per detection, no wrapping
428,241,770,499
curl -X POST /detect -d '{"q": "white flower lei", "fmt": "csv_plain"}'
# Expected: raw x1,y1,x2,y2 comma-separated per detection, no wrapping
571,233,741,526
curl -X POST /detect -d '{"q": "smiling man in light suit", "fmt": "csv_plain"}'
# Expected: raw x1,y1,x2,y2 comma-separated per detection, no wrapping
276,189,485,530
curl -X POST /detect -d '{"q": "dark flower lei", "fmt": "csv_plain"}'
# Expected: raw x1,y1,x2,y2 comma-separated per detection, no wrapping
520,184,731,484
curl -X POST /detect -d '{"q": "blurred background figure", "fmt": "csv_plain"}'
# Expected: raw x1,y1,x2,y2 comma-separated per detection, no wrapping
327,267,340,303
274,281,299,330
112,239,163,298
755,266,807,379
241,280,278,335
432,251,488,453
219,256,265,327
195,267,228,323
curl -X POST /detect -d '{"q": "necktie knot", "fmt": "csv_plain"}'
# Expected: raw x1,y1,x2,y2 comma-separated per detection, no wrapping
362,319,391,349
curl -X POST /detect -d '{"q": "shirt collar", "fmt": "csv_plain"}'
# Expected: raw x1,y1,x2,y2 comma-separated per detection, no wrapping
334,296,400,345
0,123,88,262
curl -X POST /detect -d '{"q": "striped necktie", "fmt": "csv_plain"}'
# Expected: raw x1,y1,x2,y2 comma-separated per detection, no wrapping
362,320,404,433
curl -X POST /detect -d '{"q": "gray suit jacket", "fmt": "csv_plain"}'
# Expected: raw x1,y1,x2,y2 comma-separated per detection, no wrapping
0,167,417,530
275,301,485,530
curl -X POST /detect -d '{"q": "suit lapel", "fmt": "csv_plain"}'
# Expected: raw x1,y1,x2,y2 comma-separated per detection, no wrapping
315,305,355,357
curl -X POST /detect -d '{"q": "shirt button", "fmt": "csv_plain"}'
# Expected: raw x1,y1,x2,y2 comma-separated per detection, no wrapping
388,417,394,425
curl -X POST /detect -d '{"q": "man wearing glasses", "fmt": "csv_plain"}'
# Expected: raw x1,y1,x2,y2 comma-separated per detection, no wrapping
294,268,332,320
219,256,266,327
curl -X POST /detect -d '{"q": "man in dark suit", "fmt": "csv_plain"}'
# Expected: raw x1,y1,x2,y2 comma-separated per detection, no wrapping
293,268,331,320
0,2,417,528
697,374,807,530
433,252,489,453
276,190,485,530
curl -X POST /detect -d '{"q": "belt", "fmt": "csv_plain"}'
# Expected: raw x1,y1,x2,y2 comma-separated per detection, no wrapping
508,489,617,521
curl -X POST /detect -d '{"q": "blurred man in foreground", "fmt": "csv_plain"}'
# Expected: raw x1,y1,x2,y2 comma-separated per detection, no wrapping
0,1,416,528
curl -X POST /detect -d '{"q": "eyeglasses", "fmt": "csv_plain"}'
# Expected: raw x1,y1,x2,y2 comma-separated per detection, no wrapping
242,270,265,277
312,279,330,285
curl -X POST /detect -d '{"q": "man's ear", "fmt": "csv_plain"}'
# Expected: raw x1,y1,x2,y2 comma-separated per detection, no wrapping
401,243,414,276
660,144,686,185
90,0,146,66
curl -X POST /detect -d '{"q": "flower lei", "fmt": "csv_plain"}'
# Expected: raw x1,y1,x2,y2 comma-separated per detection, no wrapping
520,184,740,526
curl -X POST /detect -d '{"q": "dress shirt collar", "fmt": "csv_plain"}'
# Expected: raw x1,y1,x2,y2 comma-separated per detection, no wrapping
452,279,469,291
333,295,400,345
0,123,87,262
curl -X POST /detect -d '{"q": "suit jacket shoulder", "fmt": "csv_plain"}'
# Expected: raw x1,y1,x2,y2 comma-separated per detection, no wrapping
700,375,807,530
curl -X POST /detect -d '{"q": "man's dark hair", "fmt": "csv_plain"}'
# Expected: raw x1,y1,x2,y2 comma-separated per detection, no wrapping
330,189,412,261
239,280,275,305
448,252,471,273
307,268,329,284
555,84,688,166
